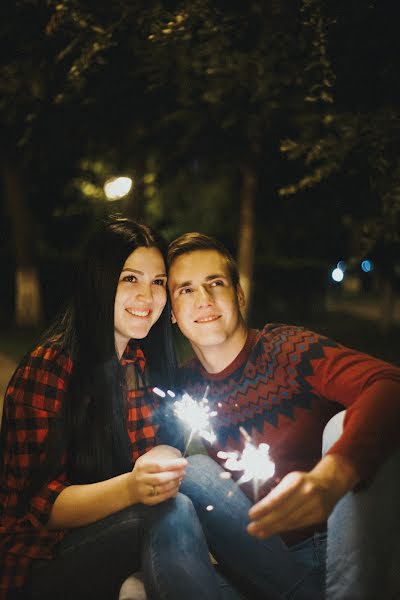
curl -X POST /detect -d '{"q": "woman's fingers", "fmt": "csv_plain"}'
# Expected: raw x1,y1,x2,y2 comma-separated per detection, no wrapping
141,477,182,505
130,451,187,505
136,456,187,474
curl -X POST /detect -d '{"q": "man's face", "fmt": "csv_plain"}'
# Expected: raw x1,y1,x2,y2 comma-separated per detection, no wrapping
168,249,245,354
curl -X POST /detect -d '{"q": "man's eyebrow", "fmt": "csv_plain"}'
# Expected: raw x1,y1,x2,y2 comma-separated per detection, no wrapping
204,273,226,281
174,273,226,289
175,279,192,289
121,268,167,277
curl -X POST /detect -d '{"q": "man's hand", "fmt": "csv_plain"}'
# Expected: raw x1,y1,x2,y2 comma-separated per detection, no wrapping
128,445,187,506
247,454,359,539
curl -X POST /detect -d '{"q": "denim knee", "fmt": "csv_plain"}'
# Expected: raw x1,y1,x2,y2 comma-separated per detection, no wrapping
188,453,221,470
161,492,198,523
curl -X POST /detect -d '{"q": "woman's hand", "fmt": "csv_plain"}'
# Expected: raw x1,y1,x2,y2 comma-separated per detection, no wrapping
247,454,359,539
128,445,187,505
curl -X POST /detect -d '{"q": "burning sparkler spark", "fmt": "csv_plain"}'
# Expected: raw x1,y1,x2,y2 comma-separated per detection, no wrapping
173,391,217,452
217,427,275,499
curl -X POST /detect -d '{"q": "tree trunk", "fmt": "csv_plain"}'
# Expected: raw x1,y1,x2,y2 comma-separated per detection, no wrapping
237,166,257,322
125,158,147,220
380,276,394,335
2,160,43,326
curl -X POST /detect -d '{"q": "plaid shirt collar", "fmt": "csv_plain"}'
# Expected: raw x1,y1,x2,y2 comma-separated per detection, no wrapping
120,340,145,374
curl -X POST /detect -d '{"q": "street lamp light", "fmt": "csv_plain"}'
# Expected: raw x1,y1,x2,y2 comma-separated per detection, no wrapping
103,176,133,200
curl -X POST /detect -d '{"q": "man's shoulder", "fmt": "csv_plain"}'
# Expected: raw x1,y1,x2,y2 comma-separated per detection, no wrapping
258,322,335,345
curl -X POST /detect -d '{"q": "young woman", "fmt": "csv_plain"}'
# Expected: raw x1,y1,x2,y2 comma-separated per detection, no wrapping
0,218,242,600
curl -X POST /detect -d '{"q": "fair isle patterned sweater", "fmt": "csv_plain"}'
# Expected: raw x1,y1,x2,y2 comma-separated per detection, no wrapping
179,324,400,543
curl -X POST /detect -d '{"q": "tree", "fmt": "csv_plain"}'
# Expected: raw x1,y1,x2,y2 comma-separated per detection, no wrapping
278,0,400,330
128,0,325,317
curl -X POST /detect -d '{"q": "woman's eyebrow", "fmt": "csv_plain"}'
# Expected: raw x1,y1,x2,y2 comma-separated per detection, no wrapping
121,268,167,277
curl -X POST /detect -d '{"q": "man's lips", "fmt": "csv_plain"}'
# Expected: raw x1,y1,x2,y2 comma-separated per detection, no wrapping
195,315,221,323
126,308,151,318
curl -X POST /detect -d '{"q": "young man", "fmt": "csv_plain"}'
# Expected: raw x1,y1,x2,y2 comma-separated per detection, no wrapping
167,232,400,600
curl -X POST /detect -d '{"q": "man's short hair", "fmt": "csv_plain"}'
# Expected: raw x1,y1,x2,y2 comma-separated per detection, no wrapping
167,232,240,287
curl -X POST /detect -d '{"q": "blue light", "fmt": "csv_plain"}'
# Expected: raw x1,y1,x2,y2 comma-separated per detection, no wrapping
337,260,346,271
361,260,373,273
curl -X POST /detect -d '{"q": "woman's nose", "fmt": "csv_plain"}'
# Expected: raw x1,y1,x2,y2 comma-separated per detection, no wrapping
135,283,152,302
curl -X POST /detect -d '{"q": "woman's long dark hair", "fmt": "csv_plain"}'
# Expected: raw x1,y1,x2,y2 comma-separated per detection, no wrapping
40,218,177,485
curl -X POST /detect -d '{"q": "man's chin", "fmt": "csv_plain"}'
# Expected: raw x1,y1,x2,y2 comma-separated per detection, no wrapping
190,332,227,348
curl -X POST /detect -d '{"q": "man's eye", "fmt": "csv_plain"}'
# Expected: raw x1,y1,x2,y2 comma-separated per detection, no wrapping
210,280,224,287
179,287,192,294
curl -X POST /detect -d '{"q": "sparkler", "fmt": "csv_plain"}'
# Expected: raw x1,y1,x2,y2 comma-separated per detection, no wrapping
173,388,217,455
153,387,217,456
217,427,275,500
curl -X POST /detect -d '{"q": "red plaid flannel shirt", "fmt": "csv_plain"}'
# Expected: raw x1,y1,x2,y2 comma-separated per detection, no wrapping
0,340,156,599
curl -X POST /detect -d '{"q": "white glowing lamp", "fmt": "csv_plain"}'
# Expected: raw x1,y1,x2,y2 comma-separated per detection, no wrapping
103,176,133,200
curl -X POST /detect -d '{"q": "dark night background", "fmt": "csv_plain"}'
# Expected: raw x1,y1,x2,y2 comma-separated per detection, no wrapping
1,1,400,407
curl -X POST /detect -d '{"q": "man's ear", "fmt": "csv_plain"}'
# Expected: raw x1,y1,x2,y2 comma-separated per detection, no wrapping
237,283,246,308
171,310,177,324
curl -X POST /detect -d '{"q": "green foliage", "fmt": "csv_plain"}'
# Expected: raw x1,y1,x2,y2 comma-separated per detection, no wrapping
278,1,400,258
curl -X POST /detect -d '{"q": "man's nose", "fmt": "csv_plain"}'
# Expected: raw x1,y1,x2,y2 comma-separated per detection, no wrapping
195,286,213,307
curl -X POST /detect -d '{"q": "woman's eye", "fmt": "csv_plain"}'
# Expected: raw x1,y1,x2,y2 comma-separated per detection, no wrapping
122,274,136,283
153,279,166,286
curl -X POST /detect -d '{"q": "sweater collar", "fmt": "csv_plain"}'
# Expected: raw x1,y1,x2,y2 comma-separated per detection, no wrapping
197,328,258,380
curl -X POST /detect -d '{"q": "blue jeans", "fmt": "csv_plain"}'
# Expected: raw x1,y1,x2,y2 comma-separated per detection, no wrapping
323,411,400,600
181,454,324,600
289,532,327,593
25,494,243,600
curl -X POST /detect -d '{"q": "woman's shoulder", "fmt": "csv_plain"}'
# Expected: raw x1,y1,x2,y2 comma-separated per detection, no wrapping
28,340,73,372
5,341,73,412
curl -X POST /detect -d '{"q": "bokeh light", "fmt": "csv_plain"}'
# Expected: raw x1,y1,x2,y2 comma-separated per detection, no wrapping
103,176,133,200
361,260,374,273
331,267,344,282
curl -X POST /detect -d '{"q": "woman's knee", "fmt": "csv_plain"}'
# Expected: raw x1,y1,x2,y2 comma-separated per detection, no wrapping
165,491,196,518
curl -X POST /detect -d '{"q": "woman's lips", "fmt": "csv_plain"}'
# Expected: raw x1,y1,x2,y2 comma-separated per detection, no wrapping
126,308,151,317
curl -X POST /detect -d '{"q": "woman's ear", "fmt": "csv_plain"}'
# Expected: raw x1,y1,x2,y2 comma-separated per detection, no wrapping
171,310,177,324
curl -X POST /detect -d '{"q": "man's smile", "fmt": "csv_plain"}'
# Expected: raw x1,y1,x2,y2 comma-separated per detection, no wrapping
195,315,221,323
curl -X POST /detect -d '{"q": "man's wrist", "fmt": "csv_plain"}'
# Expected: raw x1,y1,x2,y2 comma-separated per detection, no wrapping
312,453,359,497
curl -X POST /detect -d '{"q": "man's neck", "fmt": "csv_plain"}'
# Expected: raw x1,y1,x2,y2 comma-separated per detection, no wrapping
192,324,249,374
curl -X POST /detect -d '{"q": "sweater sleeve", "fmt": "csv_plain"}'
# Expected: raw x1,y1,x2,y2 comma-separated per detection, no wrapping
304,334,400,482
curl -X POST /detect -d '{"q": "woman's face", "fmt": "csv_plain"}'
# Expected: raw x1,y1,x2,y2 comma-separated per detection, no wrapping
114,246,167,357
